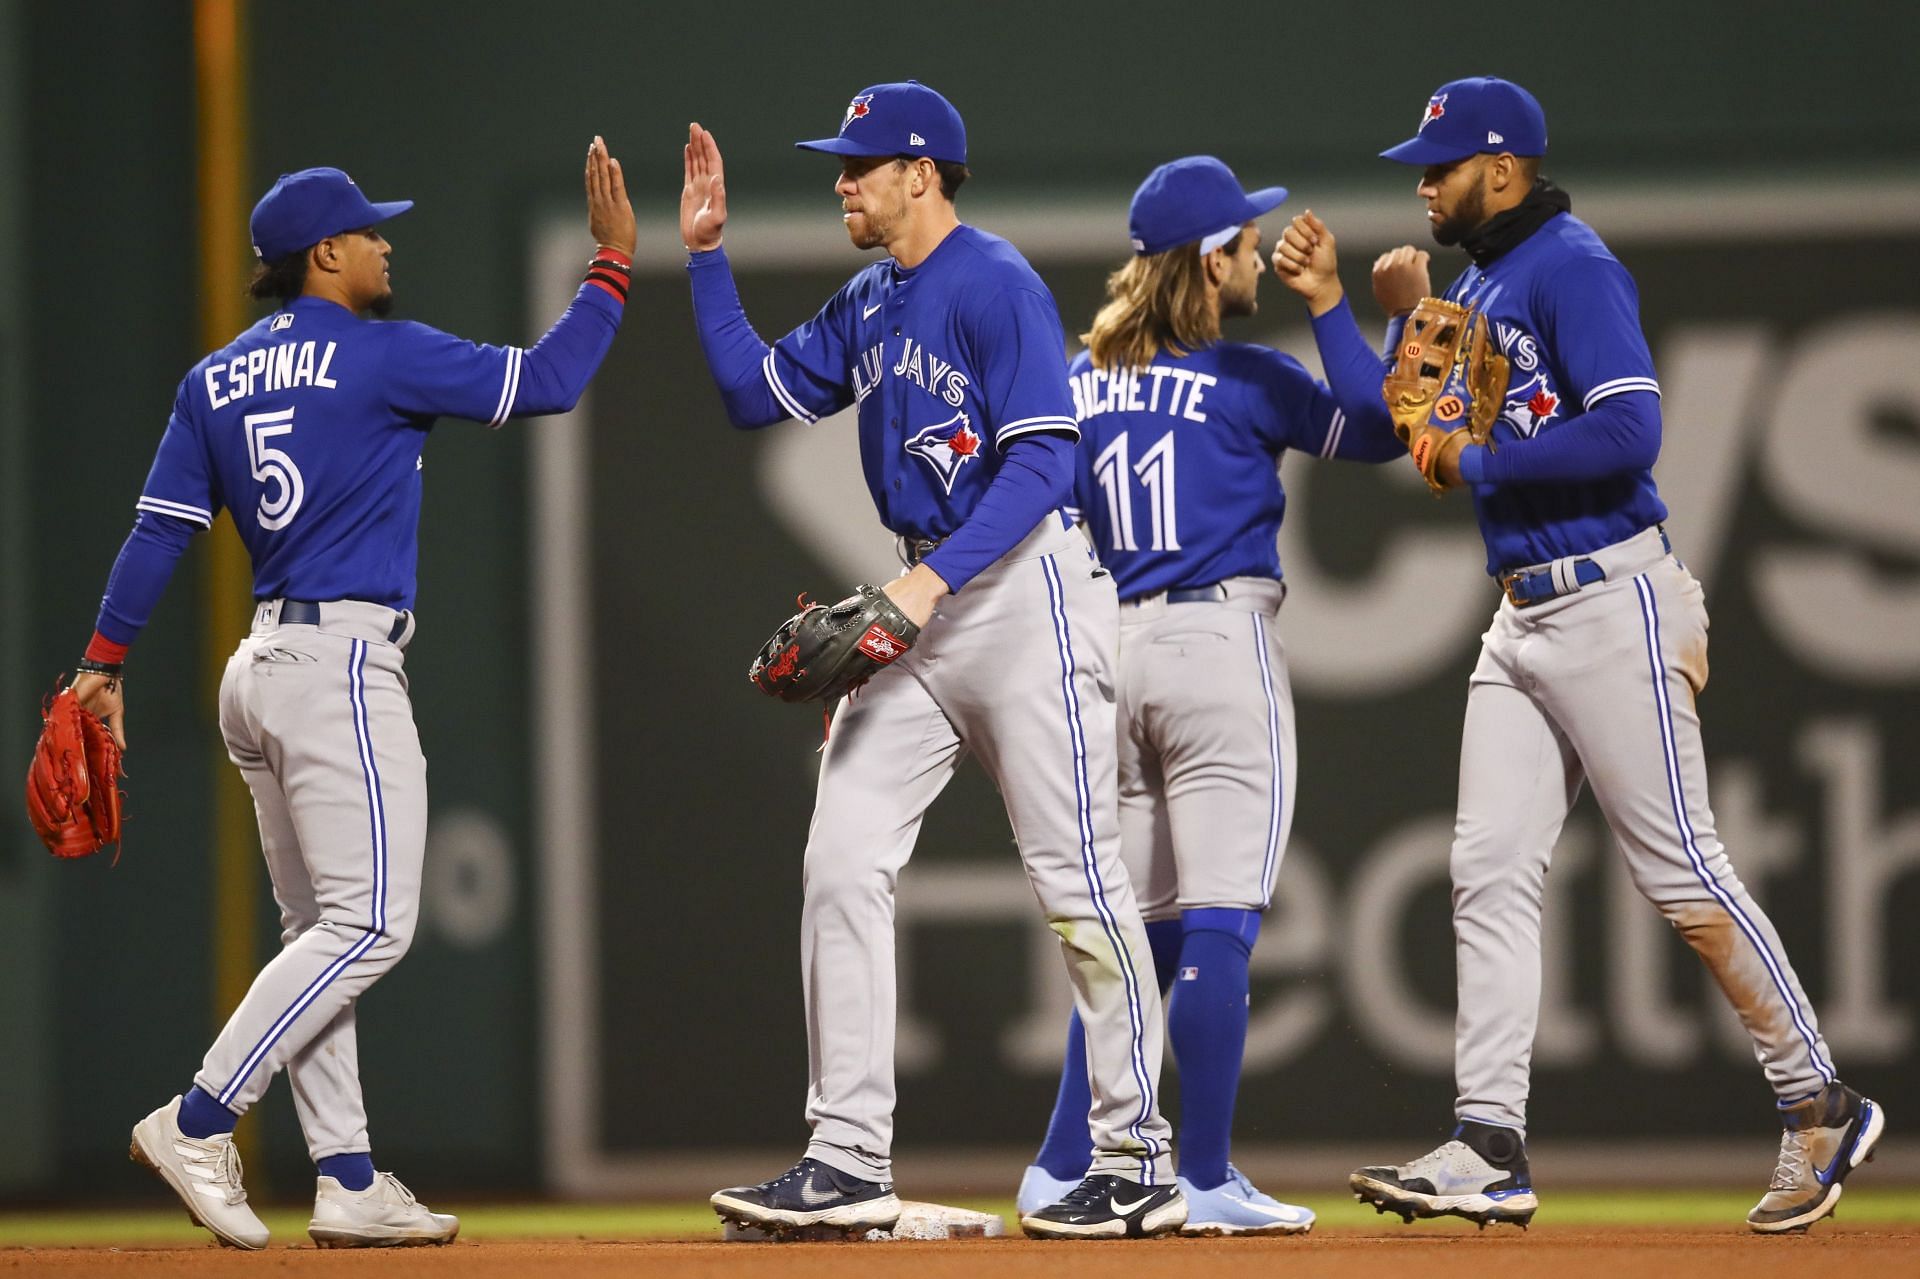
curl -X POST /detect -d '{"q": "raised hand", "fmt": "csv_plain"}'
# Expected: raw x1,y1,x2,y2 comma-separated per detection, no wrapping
681,122,729,252
1372,246,1432,319
1271,210,1343,317
585,135,636,257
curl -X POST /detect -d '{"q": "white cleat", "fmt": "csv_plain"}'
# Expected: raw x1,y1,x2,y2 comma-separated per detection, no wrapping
1178,1166,1315,1236
309,1172,460,1248
129,1095,270,1251
1016,1163,1084,1217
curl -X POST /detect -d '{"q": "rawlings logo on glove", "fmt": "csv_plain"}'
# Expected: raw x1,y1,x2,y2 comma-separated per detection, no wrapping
25,684,124,861
749,585,922,704
1383,297,1511,494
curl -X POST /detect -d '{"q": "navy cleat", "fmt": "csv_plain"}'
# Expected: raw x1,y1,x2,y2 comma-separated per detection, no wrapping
1748,1082,1886,1234
1020,1173,1187,1239
709,1157,901,1237
1350,1120,1537,1228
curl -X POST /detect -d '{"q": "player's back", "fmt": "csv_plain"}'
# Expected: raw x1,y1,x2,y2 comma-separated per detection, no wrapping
179,298,432,607
1067,341,1316,599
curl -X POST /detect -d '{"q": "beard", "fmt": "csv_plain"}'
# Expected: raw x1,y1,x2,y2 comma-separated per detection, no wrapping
1429,178,1489,247
844,196,905,251
368,288,394,318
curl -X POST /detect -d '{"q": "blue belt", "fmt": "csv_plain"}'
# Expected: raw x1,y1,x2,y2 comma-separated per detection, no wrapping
278,599,411,644
1499,526,1671,608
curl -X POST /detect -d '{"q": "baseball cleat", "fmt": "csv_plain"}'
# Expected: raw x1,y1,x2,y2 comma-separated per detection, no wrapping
1019,1173,1187,1239
1748,1082,1886,1234
308,1172,459,1247
128,1095,270,1251
1350,1120,1537,1229
1177,1165,1314,1236
1016,1163,1084,1217
710,1157,902,1237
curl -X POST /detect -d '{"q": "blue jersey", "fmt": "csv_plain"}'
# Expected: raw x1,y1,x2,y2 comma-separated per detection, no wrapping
1066,342,1390,599
1438,212,1667,570
133,290,617,611
760,225,1078,539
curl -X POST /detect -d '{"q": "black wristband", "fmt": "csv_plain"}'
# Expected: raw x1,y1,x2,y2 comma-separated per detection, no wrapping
76,657,123,678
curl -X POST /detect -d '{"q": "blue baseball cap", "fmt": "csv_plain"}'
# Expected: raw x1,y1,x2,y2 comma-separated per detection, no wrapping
1127,156,1288,256
249,167,413,261
795,80,967,166
1380,77,1547,165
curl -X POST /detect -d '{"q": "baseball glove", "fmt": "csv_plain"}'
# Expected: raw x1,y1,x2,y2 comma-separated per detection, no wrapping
749,584,921,704
1382,297,1511,494
25,684,124,860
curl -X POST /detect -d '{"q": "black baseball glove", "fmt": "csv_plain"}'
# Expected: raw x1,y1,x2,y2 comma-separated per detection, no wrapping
749,585,922,704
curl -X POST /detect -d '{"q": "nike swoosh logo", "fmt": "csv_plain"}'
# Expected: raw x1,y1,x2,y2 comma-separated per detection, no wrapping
1109,1192,1155,1215
863,303,884,320
1225,1195,1299,1219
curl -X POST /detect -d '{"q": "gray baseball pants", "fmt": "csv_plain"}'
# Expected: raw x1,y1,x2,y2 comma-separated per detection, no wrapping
193,599,425,1161
1452,526,1835,1132
801,518,1175,1185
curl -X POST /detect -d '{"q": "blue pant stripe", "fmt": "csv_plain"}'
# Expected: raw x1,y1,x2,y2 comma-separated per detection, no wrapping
1251,613,1283,906
1039,555,1159,1181
216,639,391,1106
1633,578,1833,1082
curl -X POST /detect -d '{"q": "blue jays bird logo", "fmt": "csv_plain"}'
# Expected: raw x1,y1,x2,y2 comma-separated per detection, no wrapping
1499,371,1562,438
841,94,874,135
905,411,982,494
1419,93,1448,131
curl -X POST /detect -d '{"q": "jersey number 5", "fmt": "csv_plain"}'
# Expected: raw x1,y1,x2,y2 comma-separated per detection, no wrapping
245,407,305,531
1092,430,1180,552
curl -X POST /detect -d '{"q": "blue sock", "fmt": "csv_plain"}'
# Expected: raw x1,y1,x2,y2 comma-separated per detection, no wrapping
1168,907,1261,1191
317,1152,376,1192
176,1086,239,1139
1033,918,1184,1181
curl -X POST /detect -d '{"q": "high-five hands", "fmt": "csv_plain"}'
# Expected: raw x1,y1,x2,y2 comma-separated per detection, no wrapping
681,123,729,252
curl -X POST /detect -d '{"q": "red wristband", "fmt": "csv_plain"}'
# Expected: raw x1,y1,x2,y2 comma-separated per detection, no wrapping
85,631,130,664
591,246,632,269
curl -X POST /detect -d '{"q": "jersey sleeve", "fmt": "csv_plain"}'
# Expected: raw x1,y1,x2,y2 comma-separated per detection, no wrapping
134,379,221,529
763,283,858,424
1542,254,1660,411
379,321,527,425
1244,347,1402,463
967,286,1078,450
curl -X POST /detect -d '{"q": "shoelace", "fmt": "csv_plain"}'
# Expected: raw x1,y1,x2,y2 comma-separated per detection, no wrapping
1055,1178,1114,1210
382,1174,420,1207
185,1138,248,1207
1770,1130,1812,1191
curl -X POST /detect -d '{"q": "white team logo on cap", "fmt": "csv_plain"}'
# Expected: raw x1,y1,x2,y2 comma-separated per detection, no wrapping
841,94,875,134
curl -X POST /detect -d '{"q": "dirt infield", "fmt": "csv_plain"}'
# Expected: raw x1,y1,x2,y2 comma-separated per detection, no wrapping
5,1225,1915,1278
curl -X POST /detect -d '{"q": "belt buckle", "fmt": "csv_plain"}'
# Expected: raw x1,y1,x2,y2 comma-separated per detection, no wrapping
1500,571,1538,608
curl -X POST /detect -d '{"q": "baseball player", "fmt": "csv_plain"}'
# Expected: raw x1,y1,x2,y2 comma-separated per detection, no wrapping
1017,157,1405,1236
77,143,635,1249
1275,77,1885,1232
680,81,1184,1241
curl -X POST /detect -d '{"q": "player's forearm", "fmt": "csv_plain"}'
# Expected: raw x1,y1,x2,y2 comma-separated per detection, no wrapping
92,511,199,651
1462,390,1661,486
1306,298,1401,461
922,433,1073,593
686,246,787,428
509,280,625,418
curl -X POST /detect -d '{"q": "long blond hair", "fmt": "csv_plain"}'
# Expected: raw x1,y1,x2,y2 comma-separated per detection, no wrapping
1083,245,1220,374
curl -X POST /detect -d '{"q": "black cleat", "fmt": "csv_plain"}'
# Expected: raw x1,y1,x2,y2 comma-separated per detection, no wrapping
709,1157,901,1236
1020,1173,1187,1239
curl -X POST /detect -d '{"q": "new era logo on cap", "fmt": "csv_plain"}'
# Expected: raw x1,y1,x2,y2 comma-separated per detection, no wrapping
1488,131,1503,144
910,132,925,146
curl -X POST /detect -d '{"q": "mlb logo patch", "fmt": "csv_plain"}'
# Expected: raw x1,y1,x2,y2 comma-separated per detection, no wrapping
271,313,295,332
1179,966,1199,981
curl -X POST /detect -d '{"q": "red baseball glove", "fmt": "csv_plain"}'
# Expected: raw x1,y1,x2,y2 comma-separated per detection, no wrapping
25,684,124,860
